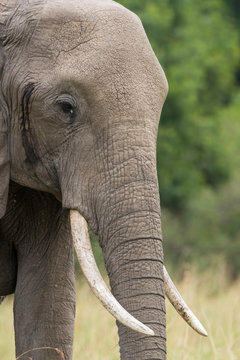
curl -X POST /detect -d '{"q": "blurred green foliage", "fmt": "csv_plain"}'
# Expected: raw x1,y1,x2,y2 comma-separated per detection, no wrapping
118,0,240,210
87,0,240,279
163,175,240,278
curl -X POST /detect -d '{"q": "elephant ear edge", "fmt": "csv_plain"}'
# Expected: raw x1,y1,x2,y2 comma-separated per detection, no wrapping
0,46,10,219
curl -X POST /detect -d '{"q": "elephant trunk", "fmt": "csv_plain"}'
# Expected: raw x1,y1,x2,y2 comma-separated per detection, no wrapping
96,180,166,360
69,163,207,358
111,236,166,360
68,125,207,358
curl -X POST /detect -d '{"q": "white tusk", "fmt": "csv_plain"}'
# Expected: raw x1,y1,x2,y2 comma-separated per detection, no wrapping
163,266,208,337
70,210,154,336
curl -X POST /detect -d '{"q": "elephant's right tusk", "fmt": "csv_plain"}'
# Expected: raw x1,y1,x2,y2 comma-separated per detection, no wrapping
70,210,155,336
163,266,208,337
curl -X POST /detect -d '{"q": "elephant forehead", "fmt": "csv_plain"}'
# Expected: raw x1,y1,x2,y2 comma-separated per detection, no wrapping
34,1,168,108
43,0,125,14
3,0,168,100
38,0,148,60
40,0,140,41
41,0,136,24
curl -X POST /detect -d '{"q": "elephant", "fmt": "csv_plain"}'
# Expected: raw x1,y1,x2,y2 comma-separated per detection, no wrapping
0,0,207,359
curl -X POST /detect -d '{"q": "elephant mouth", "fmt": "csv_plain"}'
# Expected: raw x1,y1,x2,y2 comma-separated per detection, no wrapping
70,210,208,337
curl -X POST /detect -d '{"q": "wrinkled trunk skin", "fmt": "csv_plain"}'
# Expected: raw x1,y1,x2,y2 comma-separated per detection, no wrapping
100,184,165,359
96,151,166,359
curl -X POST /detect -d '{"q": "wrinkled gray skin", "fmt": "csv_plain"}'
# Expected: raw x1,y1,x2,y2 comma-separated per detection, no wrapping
0,0,168,359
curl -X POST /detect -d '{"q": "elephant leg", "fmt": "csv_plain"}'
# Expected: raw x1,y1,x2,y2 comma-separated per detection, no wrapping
13,189,75,360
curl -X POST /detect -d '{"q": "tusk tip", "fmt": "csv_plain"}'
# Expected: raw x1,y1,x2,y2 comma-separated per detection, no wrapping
133,322,155,336
188,310,208,337
198,326,208,337
145,327,155,336
191,317,208,337
163,266,208,338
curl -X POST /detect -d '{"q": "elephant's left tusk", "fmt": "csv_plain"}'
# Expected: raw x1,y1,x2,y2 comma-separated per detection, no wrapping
70,210,155,336
163,266,208,337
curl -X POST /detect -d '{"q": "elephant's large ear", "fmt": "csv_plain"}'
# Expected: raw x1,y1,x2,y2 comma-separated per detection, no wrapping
0,47,10,219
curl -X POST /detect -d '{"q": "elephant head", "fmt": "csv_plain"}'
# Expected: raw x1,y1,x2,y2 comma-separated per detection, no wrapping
0,0,207,359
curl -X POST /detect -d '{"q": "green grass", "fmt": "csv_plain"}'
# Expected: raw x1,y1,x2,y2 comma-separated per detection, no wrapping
1,269,239,359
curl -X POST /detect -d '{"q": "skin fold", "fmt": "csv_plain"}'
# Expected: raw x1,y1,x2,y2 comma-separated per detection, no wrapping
0,0,168,359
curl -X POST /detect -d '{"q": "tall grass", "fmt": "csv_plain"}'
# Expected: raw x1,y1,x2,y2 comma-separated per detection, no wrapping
166,266,240,360
0,267,239,359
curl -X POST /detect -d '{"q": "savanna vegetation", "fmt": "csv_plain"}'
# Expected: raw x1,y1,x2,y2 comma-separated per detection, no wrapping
1,268,239,359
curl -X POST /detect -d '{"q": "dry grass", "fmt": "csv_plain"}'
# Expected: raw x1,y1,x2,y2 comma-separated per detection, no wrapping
0,269,239,359
166,268,240,360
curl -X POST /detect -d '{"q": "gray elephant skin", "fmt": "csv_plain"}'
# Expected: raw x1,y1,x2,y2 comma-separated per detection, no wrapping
0,0,169,359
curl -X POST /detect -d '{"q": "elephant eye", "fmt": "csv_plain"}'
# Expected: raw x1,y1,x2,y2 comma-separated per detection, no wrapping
60,101,74,115
56,95,77,123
